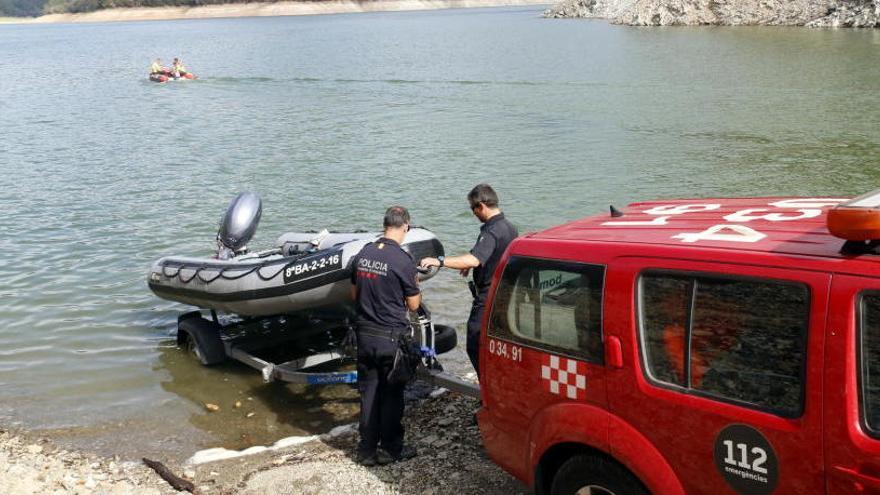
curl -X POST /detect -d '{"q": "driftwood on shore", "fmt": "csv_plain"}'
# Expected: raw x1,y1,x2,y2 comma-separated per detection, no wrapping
143,457,196,493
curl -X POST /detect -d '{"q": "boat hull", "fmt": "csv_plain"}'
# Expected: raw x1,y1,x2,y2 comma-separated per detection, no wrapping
148,228,443,316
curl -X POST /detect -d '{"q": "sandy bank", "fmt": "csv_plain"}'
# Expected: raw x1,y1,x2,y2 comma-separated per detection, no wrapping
6,0,548,24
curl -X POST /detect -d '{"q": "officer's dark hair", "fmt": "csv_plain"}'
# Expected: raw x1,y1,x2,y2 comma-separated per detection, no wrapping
468,184,499,209
383,206,411,229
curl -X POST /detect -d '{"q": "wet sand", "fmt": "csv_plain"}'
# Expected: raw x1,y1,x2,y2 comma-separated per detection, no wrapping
4,0,549,24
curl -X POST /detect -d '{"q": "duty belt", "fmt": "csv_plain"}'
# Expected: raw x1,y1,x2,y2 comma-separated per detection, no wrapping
357,326,408,340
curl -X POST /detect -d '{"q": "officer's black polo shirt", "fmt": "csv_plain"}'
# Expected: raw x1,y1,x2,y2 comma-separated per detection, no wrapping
470,213,518,301
351,238,420,331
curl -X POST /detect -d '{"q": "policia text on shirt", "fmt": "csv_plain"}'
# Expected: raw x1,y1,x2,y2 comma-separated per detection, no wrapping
350,206,421,467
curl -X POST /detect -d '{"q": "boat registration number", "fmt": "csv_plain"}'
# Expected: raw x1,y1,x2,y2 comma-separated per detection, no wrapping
283,250,343,284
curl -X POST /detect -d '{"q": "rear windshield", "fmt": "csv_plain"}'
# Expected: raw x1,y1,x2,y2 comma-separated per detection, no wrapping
639,272,810,417
860,293,880,435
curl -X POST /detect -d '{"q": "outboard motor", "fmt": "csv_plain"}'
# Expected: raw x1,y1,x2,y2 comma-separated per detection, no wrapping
216,192,262,260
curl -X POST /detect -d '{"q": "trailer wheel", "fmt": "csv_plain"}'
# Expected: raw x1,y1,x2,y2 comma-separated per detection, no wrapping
550,455,647,495
433,324,457,355
177,315,226,366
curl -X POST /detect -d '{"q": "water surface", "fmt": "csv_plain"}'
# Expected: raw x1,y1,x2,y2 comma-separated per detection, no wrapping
2,6,880,458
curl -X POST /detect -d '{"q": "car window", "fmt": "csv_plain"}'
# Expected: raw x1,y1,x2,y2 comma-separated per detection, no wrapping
489,256,605,363
640,272,809,417
861,293,880,434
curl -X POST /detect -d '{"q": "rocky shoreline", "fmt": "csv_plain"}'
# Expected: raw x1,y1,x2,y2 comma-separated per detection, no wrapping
543,0,880,27
1,387,527,495
0,428,177,495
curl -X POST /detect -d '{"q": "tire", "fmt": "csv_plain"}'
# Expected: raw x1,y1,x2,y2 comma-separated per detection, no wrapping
432,324,457,355
550,455,648,495
177,315,226,366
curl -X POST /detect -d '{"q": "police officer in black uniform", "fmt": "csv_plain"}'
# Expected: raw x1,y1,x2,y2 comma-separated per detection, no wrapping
420,184,517,375
350,206,421,466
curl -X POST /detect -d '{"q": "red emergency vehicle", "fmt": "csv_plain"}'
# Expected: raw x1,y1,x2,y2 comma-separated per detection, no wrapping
477,192,880,495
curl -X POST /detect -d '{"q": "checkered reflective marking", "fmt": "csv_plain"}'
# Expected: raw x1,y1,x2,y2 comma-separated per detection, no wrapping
540,354,587,400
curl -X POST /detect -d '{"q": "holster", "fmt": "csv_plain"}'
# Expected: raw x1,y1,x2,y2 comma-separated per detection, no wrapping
387,334,421,385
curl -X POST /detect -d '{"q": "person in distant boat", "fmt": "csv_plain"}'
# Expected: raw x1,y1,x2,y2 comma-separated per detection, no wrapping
171,58,187,78
150,58,166,75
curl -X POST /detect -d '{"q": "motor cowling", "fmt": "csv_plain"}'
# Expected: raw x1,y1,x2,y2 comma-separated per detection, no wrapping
216,192,262,259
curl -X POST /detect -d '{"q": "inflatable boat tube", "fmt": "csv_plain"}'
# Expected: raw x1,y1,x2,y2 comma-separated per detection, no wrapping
148,228,444,317
149,72,196,83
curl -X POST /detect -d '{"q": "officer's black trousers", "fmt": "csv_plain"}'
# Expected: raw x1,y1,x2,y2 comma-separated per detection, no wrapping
356,331,406,457
466,299,486,376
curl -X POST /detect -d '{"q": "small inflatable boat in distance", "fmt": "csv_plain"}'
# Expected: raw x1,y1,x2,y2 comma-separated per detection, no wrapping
147,193,444,317
150,71,196,83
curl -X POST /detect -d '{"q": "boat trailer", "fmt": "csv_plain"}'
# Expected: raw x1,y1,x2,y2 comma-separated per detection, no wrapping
175,307,480,399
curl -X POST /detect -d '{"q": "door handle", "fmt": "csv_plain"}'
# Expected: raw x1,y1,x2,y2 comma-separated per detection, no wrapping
833,465,880,489
605,336,623,369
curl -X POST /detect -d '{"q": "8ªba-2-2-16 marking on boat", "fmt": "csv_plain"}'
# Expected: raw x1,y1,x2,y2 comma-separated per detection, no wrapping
283,252,343,284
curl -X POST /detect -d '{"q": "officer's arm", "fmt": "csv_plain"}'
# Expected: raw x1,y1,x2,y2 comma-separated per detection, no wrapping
420,253,480,270
405,293,421,311
435,254,480,270
351,285,357,300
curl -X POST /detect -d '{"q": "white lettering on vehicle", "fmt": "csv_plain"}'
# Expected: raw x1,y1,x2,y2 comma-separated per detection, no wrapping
768,198,846,209
602,204,721,227
601,198,847,244
673,224,767,243
723,440,769,476
644,203,721,215
723,208,822,223
603,216,671,226
488,339,523,363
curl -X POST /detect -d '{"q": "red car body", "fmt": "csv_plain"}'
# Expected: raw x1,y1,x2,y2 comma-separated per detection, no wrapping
477,195,880,494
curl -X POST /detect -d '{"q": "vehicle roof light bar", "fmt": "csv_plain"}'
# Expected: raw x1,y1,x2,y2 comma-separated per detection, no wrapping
828,189,880,254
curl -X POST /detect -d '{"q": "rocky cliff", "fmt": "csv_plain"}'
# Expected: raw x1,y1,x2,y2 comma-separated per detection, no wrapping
544,0,880,27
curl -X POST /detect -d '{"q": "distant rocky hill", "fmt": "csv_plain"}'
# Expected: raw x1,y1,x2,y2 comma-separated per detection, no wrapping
544,0,880,27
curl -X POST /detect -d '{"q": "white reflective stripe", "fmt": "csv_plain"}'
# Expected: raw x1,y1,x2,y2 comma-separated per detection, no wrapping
567,385,577,399
550,355,560,368
541,365,551,379
550,381,559,394
567,360,577,373
576,375,586,389
558,371,568,383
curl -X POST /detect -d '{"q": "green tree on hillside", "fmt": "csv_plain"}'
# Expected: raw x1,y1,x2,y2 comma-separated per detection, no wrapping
0,0,46,16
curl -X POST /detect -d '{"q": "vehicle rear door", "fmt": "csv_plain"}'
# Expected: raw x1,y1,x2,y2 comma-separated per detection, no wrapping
479,246,608,482
605,257,829,494
825,274,880,494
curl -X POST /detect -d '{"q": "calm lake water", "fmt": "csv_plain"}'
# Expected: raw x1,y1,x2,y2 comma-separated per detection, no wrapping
3,5,880,459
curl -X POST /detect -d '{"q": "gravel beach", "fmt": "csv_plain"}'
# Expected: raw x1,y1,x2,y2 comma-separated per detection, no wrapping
1,388,529,494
